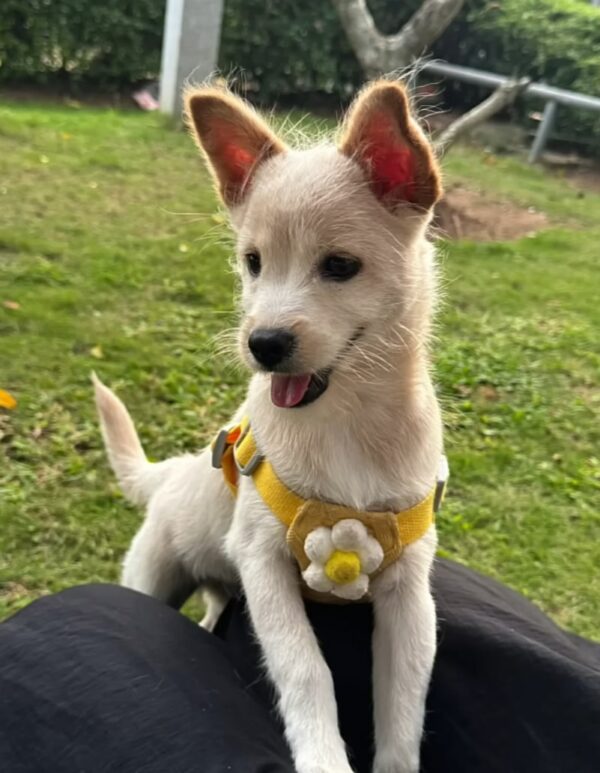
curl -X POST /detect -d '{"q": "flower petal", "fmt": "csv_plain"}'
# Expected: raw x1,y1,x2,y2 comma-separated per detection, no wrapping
0,389,17,410
304,527,334,564
331,519,368,551
332,573,369,601
303,563,335,593
357,535,384,574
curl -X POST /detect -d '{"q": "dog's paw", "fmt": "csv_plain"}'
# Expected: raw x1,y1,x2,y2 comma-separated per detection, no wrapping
372,754,419,773
198,613,218,632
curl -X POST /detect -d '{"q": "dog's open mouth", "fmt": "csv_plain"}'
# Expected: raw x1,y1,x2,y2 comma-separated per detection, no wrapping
270,370,330,409
269,327,365,409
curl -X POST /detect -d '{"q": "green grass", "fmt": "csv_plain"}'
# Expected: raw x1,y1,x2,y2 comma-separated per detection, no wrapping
1,103,598,638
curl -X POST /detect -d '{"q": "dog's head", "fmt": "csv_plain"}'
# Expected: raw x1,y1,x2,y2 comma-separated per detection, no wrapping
185,81,442,409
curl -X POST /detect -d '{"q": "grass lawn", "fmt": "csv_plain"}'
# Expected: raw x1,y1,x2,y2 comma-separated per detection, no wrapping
1,102,598,637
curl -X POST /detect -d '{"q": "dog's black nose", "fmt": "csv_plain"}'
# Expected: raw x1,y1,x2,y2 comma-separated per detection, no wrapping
248,328,296,369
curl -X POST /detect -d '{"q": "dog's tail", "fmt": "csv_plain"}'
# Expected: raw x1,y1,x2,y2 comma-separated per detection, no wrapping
92,373,165,506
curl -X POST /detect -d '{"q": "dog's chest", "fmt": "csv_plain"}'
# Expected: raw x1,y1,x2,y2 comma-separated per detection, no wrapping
258,425,421,513
226,419,440,604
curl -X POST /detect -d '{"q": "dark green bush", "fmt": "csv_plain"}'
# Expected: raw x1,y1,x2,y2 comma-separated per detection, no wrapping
0,0,165,89
218,0,421,103
1,0,598,149
443,0,600,149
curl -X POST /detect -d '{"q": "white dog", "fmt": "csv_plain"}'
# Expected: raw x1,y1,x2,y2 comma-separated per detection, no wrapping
94,80,447,773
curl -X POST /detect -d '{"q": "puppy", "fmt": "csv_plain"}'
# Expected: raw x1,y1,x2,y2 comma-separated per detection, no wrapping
94,80,445,773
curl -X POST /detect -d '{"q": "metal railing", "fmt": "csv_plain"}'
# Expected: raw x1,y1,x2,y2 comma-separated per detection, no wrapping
421,61,600,162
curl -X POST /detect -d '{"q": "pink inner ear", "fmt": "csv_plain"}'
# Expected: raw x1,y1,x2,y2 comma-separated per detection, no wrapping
221,141,255,186
211,117,257,190
360,113,417,203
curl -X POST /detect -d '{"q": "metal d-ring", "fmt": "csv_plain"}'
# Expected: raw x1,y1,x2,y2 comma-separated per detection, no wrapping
434,455,450,513
211,428,231,470
234,422,264,477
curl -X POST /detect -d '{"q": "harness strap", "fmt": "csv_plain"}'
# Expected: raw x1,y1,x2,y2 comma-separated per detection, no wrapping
213,419,446,548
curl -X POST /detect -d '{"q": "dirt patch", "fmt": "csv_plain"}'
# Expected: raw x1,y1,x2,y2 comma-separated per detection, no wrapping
0,582,31,603
562,166,600,195
433,184,549,242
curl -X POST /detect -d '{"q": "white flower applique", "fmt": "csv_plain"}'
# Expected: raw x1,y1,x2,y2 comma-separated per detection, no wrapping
302,519,384,600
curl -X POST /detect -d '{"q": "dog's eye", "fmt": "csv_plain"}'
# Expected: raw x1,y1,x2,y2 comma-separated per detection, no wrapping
319,255,362,282
245,251,261,277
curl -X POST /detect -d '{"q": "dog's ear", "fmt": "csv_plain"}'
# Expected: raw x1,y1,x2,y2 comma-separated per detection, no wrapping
339,81,442,211
185,87,286,206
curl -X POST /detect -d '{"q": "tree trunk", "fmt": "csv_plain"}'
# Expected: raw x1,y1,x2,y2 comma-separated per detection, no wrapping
331,0,466,77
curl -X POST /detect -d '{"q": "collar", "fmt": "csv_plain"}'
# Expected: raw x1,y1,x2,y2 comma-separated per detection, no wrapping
212,418,448,549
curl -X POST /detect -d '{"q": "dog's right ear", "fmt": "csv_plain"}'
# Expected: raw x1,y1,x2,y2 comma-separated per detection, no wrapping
185,88,286,207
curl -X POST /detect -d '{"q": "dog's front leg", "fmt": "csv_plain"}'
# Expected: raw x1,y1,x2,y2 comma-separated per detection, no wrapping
228,500,353,773
371,541,437,773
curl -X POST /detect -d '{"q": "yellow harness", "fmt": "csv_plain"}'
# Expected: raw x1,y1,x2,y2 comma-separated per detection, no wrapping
213,418,448,603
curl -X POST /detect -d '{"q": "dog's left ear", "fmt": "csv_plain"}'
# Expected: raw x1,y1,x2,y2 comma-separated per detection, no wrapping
185,87,286,207
340,81,442,212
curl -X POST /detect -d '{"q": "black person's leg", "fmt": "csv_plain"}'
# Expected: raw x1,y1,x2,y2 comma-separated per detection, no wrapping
0,585,294,773
423,559,600,773
5,565,599,773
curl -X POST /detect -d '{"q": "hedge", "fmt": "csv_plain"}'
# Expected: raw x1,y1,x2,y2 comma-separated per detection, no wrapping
441,0,600,149
1,0,599,149
0,0,164,88
218,0,422,103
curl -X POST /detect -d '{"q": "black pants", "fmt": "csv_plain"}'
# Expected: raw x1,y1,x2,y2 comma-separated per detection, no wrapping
1,560,599,773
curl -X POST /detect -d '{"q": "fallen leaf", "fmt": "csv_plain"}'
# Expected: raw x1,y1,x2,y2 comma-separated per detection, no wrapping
3,300,20,310
39,155,49,164
90,345,104,359
476,384,499,401
178,243,189,253
0,389,17,409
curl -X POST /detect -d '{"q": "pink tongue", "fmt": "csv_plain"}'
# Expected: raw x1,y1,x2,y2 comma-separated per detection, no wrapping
271,373,312,408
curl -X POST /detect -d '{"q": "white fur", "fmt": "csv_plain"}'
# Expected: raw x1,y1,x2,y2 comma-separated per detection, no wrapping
94,130,442,772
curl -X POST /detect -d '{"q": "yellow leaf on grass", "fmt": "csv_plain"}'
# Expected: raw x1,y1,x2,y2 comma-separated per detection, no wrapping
0,389,17,409
3,300,20,310
90,345,104,359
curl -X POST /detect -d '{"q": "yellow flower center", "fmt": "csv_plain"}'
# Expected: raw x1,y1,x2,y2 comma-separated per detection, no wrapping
324,550,361,585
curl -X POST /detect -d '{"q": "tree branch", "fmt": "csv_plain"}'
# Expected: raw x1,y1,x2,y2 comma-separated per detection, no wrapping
330,0,385,77
434,78,531,156
331,0,466,76
388,0,466,66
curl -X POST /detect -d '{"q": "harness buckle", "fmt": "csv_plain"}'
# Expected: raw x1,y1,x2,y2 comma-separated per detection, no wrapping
234,422,264,477
211,428,231,470
434,455,449,513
